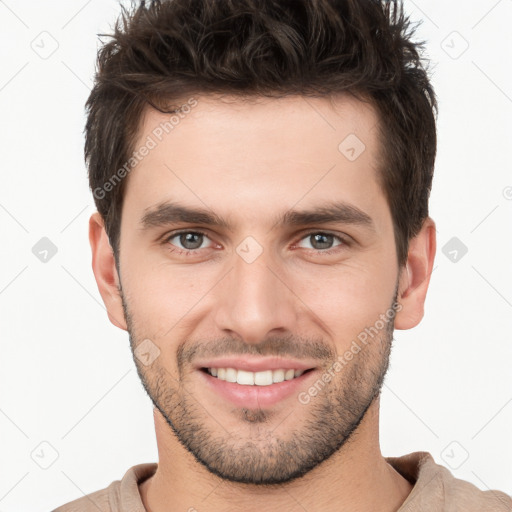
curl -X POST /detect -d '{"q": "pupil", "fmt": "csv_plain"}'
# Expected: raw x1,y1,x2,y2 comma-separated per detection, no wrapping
181,233,202,249
312,233,332,250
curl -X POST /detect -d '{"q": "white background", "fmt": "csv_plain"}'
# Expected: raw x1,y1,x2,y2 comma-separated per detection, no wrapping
0,1,511,510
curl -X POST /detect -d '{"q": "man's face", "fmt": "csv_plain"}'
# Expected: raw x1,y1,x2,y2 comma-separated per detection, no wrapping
116,94,402,484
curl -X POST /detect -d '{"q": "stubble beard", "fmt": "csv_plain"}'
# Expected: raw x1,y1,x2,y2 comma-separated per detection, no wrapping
121,288,397,485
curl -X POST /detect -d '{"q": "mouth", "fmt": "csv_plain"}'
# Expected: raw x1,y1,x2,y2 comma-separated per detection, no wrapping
201,367,314,386
196,361,319,409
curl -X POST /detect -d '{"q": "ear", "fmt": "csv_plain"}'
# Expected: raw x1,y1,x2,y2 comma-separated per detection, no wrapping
394,217,436,330
89,212,127,330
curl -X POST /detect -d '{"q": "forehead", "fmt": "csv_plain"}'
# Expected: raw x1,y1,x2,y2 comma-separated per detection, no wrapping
122,93,388,231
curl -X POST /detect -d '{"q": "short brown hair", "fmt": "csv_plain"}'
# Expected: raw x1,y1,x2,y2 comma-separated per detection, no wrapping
85,0,437,267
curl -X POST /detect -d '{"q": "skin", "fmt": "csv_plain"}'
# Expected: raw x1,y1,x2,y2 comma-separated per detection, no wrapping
89,93,436,511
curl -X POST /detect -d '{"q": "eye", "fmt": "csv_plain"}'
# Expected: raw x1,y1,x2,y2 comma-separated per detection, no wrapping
164,230,214,254
162,229,350,257
295,232,347,252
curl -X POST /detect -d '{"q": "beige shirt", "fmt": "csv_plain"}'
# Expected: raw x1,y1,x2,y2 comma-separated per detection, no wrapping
52,451,511,511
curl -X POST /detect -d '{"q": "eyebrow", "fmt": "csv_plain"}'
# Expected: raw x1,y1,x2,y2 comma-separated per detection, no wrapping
140,200,375,232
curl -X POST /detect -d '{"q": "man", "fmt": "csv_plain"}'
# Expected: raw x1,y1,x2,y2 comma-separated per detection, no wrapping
53,0,511,510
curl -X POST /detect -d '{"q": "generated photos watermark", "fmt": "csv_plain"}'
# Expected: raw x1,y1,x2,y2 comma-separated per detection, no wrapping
93,97,198,200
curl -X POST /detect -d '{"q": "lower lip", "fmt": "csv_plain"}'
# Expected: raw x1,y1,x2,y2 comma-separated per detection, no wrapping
198,369,316,409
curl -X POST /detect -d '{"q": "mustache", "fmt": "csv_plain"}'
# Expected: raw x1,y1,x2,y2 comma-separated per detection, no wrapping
177,334,336,368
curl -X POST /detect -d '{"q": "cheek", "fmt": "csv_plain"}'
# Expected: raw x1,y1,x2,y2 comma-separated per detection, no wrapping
120,252,215,337
289,261,397,344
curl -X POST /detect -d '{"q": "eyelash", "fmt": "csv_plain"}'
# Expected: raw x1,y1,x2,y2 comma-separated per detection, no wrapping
162,229,351,257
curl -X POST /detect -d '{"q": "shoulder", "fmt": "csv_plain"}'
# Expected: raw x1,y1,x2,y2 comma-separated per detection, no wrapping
51,483,115,512
51,463,158,512
387,451,512,511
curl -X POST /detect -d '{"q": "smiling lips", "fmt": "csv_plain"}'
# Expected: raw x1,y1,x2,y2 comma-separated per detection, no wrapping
206,367,306,386
194,356,318,407
199,365,316,409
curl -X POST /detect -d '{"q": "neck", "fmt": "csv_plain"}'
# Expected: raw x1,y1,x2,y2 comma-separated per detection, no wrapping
139,398,413,512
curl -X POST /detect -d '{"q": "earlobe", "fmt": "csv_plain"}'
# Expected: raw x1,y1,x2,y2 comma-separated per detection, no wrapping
394,217,436,330
89,212,127,331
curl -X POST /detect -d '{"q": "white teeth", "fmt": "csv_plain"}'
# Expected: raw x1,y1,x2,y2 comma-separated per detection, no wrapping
225,368,237,383
285,369,295,380
207,367,308,385
236,370,255,385
273,369,285,383
254,370,273,386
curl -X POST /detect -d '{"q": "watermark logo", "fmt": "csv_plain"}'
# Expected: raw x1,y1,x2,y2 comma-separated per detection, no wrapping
134,338,161,366
30,441,59,469
338,133,366,162
30,31,59,60
441,31,469,60
442,236,468,263
32,237,58,263
440,440,469,469
236,236,264,264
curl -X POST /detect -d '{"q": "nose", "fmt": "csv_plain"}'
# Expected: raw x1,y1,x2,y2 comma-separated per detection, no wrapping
212,248,299,345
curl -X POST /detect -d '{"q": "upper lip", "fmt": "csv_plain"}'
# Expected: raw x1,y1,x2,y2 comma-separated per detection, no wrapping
195,356,317,373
